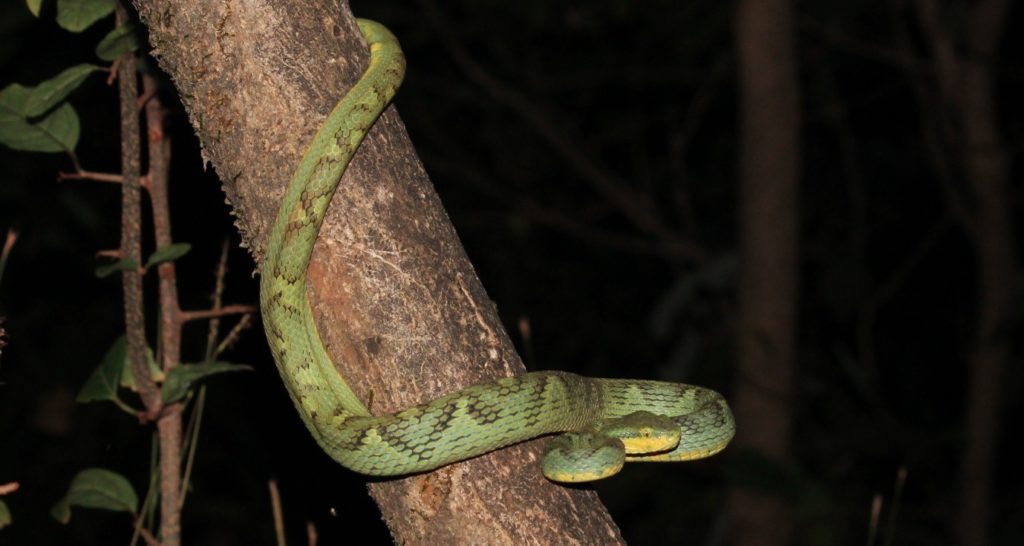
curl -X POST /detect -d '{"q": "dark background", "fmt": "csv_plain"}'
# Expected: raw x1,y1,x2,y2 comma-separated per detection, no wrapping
1,1,1022,544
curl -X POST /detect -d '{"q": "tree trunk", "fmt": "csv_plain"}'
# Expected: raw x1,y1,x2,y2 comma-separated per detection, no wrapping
131,1,624,543
951,2,1012,544
729,0,801,544
912,1,1013,543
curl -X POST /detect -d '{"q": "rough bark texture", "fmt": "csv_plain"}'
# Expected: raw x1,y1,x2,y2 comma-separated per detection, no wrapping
131,1,624,544
729,0,801,544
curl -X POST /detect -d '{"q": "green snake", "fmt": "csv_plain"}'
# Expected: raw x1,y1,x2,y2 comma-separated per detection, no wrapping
259,19,735,482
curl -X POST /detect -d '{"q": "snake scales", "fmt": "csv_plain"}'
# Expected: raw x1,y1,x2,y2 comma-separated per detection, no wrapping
259,19,735,482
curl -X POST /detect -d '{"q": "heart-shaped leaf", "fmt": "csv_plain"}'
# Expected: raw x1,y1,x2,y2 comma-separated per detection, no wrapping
56,0,115,33
51,468,138,524
161,362,251,403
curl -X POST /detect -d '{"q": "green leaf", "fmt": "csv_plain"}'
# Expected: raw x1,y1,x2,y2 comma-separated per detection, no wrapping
96,23,140,61
120,345,164,391
76,335,162,411
50,498,70,524
56,0,115,33
0,85,80,153
77,336,125,403
26,0,44,17
0,499,10,529
24,64,101,117
51,468,138,524
94,258,136,278
34,102,80,151
0,84,32,116
161,362,251,403
145,243,191,269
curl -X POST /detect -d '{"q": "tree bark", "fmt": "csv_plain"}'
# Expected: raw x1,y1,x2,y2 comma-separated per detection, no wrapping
729,0,801,544
131,1,624,543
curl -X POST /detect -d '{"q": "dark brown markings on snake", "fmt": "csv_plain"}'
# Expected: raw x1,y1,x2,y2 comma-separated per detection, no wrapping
464,398,501,426
384,65,402,83
350,101,374,117
350,425,376,451
376,423,419,457
266,321,286,345
432,398,469,433
298,190,315,214
266,289,283,306
314,154,342,172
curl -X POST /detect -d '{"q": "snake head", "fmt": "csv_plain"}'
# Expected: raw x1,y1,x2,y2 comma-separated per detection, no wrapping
599,411,681,455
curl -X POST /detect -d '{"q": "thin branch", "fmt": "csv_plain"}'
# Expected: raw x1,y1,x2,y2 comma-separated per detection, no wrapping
107,57,122,86
141,68,183,546
178,386,206,509
137,525,162,546
57,170,125,184
145,73,180,374
269,479,286,546
213,313,253,358
866,494,883,546
96,249,124,260
179,305,258,323
205,240,231,361
130,440,161,546
306,521,318,546
137,85,159,112
0,229,17,286
881,467,908,546
115,2,161,420
915,0,961,107
202,239,255,358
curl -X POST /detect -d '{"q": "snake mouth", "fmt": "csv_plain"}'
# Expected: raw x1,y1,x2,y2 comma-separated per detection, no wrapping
624,437,733,462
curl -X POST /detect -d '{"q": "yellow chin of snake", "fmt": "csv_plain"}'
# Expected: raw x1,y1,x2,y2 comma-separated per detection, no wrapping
545,464,624,484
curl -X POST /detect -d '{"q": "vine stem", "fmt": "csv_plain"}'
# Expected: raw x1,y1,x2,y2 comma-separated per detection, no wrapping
115,3,160,420
108,4,260,543
140,62,256,546
114,2,178,544
141,68,182,546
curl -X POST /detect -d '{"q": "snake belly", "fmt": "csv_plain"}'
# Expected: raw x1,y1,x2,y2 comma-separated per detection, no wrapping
259,19,735,480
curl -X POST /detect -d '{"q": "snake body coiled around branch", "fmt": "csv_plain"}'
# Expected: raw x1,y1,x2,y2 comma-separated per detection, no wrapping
259,19,735,482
